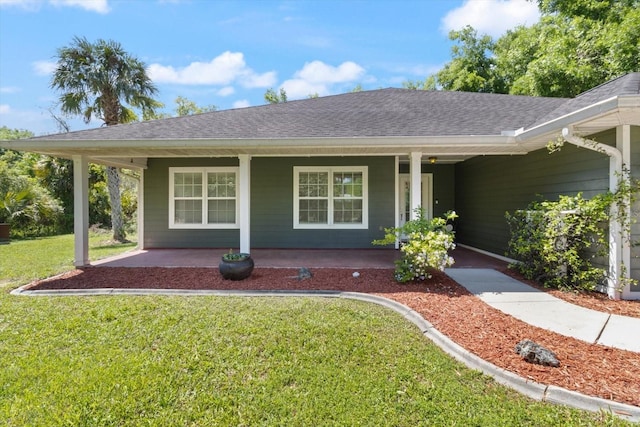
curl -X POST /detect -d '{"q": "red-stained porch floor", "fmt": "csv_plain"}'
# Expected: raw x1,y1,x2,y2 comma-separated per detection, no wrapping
92,245,509,270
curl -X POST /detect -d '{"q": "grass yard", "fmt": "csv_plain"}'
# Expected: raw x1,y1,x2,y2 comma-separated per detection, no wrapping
0,295,627,426
0,230,137,287
0,234,629,425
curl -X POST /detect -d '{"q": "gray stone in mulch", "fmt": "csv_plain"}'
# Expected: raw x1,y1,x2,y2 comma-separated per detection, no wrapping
515,339,560,367
297,267,313,280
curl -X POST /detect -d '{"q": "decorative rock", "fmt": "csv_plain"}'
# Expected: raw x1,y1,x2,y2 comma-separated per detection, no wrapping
297,267,313,280
515,339,560,367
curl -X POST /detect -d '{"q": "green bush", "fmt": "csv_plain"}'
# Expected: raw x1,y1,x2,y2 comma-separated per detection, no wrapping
374,210,457,282
0,160,64,237
505,193,609,291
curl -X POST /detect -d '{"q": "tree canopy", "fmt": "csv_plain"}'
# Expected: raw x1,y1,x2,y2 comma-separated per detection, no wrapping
426,0,639,97
51,36,160,242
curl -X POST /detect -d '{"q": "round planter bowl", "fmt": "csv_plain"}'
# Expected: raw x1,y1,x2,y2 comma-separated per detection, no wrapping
219,256,254,280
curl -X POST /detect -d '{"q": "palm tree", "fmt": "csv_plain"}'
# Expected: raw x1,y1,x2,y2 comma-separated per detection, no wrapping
51,36,158,242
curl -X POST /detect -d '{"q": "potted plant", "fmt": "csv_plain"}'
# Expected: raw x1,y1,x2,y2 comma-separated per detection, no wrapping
219,249,254,280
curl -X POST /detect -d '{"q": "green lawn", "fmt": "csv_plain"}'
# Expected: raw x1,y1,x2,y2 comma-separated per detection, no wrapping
0,234,629,425
0,231,137,287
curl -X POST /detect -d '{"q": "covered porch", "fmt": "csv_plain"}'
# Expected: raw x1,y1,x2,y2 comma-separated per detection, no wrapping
91,246,509,270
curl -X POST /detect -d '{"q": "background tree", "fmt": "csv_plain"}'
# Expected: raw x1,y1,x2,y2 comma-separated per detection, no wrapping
0,127,64,236
427,0,639,97
175,96,217,116
264,88,288,104
429,26,506,93
51,36,159,242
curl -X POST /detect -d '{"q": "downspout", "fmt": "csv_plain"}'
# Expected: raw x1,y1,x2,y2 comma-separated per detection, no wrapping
561,127,625,299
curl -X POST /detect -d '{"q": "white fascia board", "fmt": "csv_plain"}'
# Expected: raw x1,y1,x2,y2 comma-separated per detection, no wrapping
515,96,634,142
1,134,514,148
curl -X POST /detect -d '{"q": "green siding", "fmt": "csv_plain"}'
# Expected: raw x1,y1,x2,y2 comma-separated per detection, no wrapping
455,138,610,256
251,157,395,248
144,156,396,249
143,158,240,248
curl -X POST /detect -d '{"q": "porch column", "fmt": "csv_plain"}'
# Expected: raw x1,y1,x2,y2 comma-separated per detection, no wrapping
238,154,251,253
616,125,632,299
410,152,422,220
72,155,89,267
394,156,400,249
138,169,145,249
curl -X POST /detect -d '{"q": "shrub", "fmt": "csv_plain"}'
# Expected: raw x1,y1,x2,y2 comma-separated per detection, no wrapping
505,193,609,291
373,210,457,282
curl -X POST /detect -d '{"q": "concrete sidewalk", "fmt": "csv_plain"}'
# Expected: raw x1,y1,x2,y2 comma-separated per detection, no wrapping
445,268,640,353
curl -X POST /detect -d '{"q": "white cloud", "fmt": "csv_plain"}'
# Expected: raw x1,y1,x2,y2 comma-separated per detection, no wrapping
32,60,57,75
148,51,277,88
0,104,11,114
281,79,327,99
232,100,250,109
441,0,540,38
0,0,41,10
0,86,21,94
0,0,109,13
50,0,109,13
280,60,366,99
217,86,235,97
295,60,365,84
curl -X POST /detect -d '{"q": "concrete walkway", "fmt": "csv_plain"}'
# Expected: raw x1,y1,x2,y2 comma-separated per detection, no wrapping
445,268,640,353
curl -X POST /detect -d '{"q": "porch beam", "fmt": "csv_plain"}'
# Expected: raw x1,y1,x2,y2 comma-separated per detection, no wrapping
72,155,89,267
239,154,251,253
410,152,422,220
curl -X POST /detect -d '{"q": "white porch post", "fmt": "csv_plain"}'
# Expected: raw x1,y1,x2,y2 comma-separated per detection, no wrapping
72,155,89,267
138,169,145,249
238,154,251,253
617,125,632,299
394,156,400,249
410,152,422,220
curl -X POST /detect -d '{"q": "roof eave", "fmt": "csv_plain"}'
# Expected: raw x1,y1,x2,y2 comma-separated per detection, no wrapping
516,95,640,149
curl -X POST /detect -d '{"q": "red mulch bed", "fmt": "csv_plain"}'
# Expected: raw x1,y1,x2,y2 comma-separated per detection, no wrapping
28,267,640,408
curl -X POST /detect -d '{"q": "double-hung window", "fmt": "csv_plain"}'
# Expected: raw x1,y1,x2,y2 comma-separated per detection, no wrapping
169,167,239,228
294,166,368,229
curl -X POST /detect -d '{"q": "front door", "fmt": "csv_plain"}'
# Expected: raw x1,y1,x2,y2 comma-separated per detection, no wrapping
399,173,433,227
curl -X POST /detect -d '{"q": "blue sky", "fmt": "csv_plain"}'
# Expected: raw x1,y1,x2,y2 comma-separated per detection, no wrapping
0,0,540,135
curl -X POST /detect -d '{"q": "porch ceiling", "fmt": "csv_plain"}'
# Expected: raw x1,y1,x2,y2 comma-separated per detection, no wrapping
1,135,528,168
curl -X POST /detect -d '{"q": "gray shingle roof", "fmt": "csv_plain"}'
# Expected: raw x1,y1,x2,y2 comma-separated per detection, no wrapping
527,72,640,129
34,88,568,141
28,73,639,143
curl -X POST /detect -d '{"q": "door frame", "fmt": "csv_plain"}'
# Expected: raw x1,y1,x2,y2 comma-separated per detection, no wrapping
398,172,433,226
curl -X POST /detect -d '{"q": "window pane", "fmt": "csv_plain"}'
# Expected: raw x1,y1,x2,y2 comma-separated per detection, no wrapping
299,172,328,197
333,172,362,198
175,172,202,198
334,199,362,224
175,200,202,224
299,199,327,224
208,172,236,198
208,199,236,224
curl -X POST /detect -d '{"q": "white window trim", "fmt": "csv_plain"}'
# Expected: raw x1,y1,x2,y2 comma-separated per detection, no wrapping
293,166,368,229
169,166,240,229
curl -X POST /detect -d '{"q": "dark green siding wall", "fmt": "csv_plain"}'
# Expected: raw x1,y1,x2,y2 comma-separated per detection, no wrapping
454,137,610,256
251,157,395,248
144,158,240,248
143,156,395,249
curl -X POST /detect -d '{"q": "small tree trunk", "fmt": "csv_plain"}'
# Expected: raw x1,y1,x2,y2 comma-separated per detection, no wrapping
106,166,126,242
